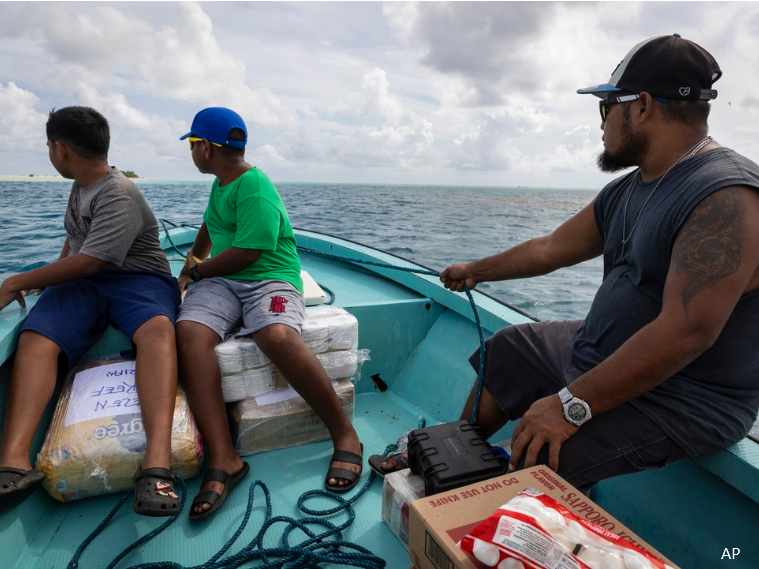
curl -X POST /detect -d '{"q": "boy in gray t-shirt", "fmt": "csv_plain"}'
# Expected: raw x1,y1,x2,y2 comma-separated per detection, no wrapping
0,107,181,517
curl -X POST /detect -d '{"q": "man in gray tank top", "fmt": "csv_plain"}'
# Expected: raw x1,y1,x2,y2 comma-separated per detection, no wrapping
378,35,759,493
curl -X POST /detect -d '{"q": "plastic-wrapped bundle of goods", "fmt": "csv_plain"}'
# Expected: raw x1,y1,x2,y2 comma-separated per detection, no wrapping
216,306,361,402
271,349,362,387
301,305,359,353
36,357,203,502
228,378,354,456
382,469,425,550
458,488,675,569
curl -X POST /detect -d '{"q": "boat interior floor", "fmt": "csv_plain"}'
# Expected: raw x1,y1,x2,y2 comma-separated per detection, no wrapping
11,392,419,569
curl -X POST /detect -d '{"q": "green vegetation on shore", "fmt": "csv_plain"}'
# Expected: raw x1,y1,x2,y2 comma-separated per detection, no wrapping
121,170,139,178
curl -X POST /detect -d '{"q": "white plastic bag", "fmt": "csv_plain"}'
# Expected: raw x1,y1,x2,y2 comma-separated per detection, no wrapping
458,489,675,569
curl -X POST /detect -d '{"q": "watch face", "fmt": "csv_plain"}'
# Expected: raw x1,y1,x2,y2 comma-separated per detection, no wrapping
567,402,588,422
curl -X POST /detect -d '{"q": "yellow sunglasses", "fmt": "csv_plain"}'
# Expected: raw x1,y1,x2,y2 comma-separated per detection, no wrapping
188,137,222,149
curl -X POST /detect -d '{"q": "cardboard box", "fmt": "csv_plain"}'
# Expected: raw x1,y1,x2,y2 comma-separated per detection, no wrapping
383,469,426,550
408,466,677,569
228,378,354,456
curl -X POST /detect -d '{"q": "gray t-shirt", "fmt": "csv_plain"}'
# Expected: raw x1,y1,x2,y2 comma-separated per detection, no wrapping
64,168,171,275
572,148,759,457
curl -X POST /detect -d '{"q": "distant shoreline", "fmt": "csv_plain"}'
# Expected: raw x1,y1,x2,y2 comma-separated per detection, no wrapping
0,175,599,191
0,175,67,181
0,175,186,183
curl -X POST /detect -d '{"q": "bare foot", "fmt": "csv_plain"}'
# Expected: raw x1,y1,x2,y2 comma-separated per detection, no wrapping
326,432,363,488
192,456,246,514
380,453,408,473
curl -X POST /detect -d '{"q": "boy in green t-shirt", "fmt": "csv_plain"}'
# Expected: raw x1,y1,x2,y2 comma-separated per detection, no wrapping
176,108,362,520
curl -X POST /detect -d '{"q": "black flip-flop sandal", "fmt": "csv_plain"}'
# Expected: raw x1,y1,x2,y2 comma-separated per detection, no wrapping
132,467,179,517
368,453,409,478
324,443,363,494
189,462,250,521
0,467,46,514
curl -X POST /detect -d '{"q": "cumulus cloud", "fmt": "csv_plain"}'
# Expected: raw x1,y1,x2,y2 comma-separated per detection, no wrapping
1,1,758,183
280,68,437,170
384,2,548,105
0,82,48,153
445,105,549,170
336,68,403,118
77,86,190,160
383,2,647,107
1,2,295,128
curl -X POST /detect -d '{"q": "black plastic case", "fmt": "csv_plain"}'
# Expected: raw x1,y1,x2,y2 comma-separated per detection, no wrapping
407,420,509,496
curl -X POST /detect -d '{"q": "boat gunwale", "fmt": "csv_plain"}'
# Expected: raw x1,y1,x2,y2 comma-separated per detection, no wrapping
292,226,540,322
1,225,758,506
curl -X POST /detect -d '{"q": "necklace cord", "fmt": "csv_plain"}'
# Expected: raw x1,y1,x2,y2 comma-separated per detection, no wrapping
621,136,712,250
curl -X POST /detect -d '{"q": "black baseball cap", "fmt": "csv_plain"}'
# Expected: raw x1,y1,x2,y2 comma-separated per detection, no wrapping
577,34,721,100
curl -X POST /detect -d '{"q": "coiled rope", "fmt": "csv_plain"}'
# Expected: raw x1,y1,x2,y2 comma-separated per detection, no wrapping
69,445,401,569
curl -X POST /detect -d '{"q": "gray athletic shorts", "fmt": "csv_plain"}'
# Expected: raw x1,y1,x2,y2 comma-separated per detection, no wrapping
177,278,305,340
469,320,688,493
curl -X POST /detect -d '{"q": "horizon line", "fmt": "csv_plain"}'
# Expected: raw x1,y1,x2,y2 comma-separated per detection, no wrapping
0,175,601,192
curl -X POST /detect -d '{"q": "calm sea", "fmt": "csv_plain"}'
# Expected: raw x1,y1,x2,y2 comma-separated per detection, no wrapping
0,180,602,321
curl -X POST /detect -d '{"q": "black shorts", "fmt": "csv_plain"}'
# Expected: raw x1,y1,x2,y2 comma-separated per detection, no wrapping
469,320,689,493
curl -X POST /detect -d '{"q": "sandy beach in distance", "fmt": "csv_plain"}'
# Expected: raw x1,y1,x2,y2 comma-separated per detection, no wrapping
0,174,67,181
0,174,165,182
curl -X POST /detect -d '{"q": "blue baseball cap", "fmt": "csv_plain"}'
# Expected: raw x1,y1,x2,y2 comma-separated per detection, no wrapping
179,107,248,148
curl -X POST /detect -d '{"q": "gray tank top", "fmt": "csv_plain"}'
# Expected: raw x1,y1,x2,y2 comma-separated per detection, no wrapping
571,147,759,456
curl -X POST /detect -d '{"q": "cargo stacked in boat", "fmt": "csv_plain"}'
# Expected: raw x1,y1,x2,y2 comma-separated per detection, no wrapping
220,305,366,455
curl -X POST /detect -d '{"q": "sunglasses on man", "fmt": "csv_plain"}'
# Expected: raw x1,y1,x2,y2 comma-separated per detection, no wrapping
188,137,223,150
599,94,668,122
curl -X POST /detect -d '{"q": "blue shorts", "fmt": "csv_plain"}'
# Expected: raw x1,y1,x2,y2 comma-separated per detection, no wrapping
20,270,180,369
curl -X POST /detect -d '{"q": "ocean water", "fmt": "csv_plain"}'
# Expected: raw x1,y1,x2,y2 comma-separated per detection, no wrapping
0,180,602,321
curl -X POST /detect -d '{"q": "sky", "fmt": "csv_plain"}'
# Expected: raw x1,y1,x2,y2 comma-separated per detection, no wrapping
1,1,758,188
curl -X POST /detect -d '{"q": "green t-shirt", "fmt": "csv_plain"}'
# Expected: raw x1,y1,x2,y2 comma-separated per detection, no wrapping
203,168,303,292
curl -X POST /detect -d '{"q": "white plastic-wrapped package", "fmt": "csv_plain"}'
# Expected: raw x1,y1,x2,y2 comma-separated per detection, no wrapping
271,349,366,387
382,469,425,550
214,336,271,371
458,489,675,569
36,357,203,502
227,378,354,455
301,305,359,352
220,365,276,402
216,306,361,402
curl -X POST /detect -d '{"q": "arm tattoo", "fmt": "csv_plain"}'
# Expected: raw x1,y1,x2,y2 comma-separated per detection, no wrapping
672,188,746,312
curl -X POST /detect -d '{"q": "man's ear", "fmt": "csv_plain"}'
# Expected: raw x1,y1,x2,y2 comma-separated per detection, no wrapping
55,140,69,161
636,92,656,124
202,138,213,160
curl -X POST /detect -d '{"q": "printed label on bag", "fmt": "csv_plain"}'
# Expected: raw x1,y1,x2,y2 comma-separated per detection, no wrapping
492,515,580,569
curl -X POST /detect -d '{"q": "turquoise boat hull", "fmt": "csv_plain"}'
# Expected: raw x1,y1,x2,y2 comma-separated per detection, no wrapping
1,227,758,569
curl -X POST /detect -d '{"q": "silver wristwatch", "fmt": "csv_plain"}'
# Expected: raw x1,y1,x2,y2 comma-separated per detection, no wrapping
558,387,592,426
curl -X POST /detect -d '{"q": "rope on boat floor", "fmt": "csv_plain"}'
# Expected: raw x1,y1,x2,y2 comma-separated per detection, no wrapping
69,438,424,569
